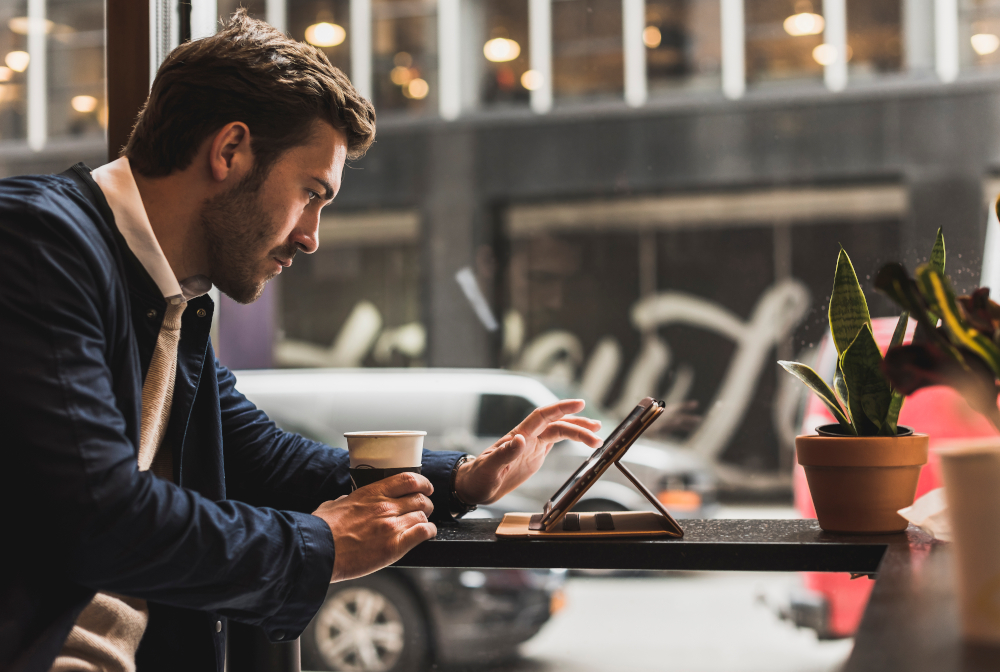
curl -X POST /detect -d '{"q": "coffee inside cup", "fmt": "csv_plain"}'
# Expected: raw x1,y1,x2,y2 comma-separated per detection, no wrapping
345,431,426,489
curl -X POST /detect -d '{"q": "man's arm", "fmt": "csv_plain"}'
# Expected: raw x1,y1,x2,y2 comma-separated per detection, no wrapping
0,197,332,640
216,361,465,520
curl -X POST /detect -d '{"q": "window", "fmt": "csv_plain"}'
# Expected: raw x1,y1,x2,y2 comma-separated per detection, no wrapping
373,0,438,115
481,0,531,107
961,0,1000,71
552,0,624,102
645,0,722,93
0,1,26,141
476,394,537,437
846,0,902,80
47,0,104,139
288,0,351,74
746,0,825,88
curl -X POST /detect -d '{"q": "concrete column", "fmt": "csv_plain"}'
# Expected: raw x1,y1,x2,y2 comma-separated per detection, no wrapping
422,129,494,367
720,0,744,100
903,0,934,74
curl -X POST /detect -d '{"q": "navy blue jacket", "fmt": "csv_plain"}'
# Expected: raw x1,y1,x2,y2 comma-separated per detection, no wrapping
0,166,464,672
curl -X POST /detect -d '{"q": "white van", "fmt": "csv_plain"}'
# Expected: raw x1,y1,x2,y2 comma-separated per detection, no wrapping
233,368,715,517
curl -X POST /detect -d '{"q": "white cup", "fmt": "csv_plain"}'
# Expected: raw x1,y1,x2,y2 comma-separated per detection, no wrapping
344,431,425,489
938,440,1000,644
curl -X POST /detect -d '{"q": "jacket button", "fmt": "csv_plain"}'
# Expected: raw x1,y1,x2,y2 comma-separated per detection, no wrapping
273,631,285,641
216,620,222,633
196,308,207,318
146,309,157,319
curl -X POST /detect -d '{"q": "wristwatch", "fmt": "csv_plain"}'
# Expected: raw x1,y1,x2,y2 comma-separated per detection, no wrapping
449,454,478,517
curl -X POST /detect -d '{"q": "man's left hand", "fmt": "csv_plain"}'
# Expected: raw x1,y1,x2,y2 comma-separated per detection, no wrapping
453,399,602,506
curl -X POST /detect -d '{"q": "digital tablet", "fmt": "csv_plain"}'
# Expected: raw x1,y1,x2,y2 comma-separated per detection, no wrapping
529,397,668,532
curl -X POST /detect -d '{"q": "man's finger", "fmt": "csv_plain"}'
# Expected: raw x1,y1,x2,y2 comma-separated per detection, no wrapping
516,399,586,436
398,522,437,551
537,420,603,447
373,472,434,499
561,416,602,431
391,493,435,517
396,510,430,529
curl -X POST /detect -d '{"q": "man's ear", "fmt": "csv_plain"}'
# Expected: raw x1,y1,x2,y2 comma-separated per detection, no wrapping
208,122,252,184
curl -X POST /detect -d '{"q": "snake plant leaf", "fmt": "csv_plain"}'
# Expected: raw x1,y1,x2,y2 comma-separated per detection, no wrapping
829,248,872,357
889,312,910,349
876,262,958,357
883,343,1000,432
929,227,945,275
778,361,854,431
881,392,905,436
957,287,1000,338
841,324,891,436
834,365,849,411
917,266,1000,379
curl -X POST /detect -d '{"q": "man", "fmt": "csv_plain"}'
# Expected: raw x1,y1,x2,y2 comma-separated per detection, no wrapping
0,11,602,672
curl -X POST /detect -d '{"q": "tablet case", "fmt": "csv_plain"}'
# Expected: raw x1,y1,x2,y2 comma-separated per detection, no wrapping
496,460,685,539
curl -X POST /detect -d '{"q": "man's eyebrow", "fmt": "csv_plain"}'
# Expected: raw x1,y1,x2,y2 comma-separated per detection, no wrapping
311,176,334,201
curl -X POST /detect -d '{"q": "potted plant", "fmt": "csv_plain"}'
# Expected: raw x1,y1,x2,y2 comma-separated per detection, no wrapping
777,232,944,533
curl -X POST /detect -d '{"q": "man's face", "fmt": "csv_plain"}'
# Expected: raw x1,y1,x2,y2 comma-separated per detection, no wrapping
201,121,348,304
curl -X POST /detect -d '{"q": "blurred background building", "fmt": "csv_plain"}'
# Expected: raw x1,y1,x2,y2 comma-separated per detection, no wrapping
4,0,1000,494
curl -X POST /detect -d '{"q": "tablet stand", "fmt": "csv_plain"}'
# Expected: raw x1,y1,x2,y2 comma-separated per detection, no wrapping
495,459,685,539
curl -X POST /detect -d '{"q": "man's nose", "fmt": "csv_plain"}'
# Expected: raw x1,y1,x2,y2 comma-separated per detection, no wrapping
291,212,320,254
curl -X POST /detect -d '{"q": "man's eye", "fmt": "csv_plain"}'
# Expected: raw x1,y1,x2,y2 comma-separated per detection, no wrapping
307,190,319,202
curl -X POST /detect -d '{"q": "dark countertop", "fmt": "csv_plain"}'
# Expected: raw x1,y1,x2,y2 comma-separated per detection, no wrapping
395,518,900,573
393,518,1000,671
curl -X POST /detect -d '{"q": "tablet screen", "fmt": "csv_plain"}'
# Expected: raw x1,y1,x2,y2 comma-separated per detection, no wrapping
544,401,650,511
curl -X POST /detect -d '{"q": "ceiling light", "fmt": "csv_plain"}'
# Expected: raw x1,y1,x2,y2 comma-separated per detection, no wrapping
390,66,413,85
0,67,12,82
71,95,98,113
643,26,662,49
812,43,837,65
972,33,1000,56
304,22,345,47
405,78,429,99
520,69,543,90
484,37,520,63
5,51,29,73
784,12,824,37
8,17,55,34
393,51,412,68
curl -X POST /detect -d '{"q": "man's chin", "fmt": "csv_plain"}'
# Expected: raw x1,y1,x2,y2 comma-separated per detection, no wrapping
216,276,270,305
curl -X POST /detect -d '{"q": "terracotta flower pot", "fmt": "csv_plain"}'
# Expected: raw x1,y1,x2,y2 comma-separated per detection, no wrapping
796,425,928,534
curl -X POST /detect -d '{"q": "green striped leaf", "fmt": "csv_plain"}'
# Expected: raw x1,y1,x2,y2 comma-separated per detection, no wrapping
841,324,890,435
930,227,945,275
829,248,872,357
778,361,855,432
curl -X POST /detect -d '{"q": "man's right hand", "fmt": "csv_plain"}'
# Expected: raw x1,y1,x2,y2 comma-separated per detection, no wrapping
312,472,437,583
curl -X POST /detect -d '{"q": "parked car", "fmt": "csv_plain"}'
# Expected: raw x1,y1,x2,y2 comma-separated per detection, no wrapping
789,317,997,639
233,368,717,518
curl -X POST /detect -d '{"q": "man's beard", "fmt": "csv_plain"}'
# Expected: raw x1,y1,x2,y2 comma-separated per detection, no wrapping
200,172,297,305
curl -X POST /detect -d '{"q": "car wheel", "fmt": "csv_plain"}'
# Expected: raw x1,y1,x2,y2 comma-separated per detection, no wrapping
301,573,429,672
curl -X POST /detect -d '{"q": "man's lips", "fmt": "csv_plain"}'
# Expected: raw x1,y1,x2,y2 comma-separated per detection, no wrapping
273,256,292,268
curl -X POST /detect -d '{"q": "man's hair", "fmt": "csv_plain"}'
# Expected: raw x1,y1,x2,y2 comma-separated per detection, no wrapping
124,9,376,178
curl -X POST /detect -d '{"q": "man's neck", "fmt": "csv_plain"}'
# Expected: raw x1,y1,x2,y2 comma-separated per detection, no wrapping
131,166,210,282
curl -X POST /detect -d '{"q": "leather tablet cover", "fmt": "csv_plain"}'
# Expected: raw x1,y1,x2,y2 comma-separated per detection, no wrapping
496,511,682,539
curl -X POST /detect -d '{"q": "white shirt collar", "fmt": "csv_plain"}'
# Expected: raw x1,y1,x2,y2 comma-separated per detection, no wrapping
91,157,211,304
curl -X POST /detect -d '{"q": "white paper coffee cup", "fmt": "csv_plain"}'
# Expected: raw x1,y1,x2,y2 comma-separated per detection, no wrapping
938,439,1000,645
344,431,426,469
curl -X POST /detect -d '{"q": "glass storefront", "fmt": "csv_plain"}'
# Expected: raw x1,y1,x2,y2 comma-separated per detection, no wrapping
645,0,722,93
372,0,438,115
745,0,825,87
552,0,624,102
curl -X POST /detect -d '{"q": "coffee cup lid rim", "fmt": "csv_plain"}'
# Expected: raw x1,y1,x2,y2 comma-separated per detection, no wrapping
344,431,427,437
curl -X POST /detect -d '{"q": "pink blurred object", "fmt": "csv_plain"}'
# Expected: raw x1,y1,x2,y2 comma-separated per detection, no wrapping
794,316,999,638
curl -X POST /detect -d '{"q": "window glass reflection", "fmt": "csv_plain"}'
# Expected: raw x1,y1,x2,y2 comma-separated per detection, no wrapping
846,0,901,80
746,0,824,88
961,0,1000,70
552,0,624,102
482,0,530,107
373,0,437,115
289,0,351,73
645,0,721,94
0,0,26,141
47,0,104,139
